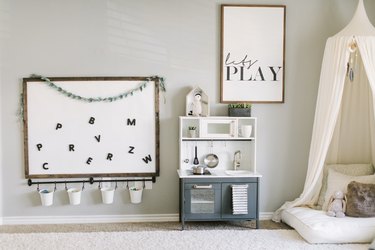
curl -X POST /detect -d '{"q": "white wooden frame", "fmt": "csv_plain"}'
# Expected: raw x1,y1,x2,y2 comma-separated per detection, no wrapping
23,76,160,178
220,5,286,103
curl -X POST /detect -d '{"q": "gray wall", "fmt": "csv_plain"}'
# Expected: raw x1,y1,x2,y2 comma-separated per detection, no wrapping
0,0,374,219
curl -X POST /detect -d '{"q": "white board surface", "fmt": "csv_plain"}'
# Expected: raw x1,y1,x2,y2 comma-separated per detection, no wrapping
23,77,160,178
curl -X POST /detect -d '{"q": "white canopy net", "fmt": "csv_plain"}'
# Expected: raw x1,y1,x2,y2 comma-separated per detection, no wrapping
273,0,375,222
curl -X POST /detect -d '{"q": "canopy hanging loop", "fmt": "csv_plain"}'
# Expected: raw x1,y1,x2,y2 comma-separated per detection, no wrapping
348,36,358,53
65,181,68,191
347,36,359,82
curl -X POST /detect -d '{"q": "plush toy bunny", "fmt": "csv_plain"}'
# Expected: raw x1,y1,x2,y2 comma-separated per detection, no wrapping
327,190,346,218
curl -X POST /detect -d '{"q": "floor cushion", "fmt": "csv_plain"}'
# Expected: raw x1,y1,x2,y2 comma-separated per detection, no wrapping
281,206,375,243
370,238,375,250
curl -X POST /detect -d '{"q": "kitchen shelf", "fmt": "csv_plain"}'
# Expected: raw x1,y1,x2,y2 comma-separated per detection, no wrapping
179,116,257,174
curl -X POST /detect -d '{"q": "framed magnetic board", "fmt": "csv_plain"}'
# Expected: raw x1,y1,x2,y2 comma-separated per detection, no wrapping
23,76,161,178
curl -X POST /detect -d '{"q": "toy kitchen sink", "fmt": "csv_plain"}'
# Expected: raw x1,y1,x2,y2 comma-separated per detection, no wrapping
177,116,262,230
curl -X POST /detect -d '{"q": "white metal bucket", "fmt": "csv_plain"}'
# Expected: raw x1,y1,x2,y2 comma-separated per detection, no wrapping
39,189,54,206
101,187,115,204
67,188,82,205
129,189,143,204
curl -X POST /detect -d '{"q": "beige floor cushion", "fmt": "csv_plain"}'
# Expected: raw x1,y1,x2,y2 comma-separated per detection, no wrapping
282,206,375,243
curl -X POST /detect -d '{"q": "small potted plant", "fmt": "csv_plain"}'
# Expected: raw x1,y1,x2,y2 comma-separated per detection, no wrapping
188,126,197,138
228,103,252,117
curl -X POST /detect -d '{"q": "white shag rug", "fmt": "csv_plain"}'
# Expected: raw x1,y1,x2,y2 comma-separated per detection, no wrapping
0,230,369,250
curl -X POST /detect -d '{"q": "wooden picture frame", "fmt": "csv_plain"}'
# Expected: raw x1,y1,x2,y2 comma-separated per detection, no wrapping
23,76,160,178
220,5,286,103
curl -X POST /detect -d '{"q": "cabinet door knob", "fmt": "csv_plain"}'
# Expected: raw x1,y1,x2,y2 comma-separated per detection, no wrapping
193,184,213,189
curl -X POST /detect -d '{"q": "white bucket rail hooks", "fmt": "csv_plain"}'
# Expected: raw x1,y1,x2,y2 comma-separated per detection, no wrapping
28,177,156,188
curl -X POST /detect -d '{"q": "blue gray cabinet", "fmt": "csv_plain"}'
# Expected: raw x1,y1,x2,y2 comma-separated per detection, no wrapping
180,177,260,230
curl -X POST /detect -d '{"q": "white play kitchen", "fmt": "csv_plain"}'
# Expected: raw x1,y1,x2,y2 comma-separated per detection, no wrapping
177,116,262,229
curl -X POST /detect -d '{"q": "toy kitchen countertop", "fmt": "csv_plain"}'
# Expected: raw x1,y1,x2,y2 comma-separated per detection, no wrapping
177,169,262,178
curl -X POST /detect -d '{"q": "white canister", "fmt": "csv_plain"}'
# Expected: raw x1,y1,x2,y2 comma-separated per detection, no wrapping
101,187,115,204
39,189,54,206
67,188,82,205
129,188,143,204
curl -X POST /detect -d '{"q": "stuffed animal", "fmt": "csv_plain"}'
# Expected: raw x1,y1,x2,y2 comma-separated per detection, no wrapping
327,190,346,218
192,93,202,116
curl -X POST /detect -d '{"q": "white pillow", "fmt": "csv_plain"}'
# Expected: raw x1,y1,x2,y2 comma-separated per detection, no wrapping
317,163,374,208
323,169,375,211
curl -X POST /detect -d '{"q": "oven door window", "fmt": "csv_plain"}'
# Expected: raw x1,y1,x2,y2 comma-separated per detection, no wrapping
191,189,215,213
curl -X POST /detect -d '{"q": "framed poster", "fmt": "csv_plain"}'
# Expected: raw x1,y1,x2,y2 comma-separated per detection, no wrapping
23,76,160,178
220,5,286,103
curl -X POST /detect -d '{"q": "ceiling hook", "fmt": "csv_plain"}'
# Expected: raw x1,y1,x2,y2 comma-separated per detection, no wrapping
82,182,85,191
54,182,57,192
65,181,68,191
37,183,40,192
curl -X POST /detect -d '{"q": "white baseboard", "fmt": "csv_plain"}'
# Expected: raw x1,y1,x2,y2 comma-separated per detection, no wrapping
2,212,274,225
259,212,273,220
2,214,179,225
